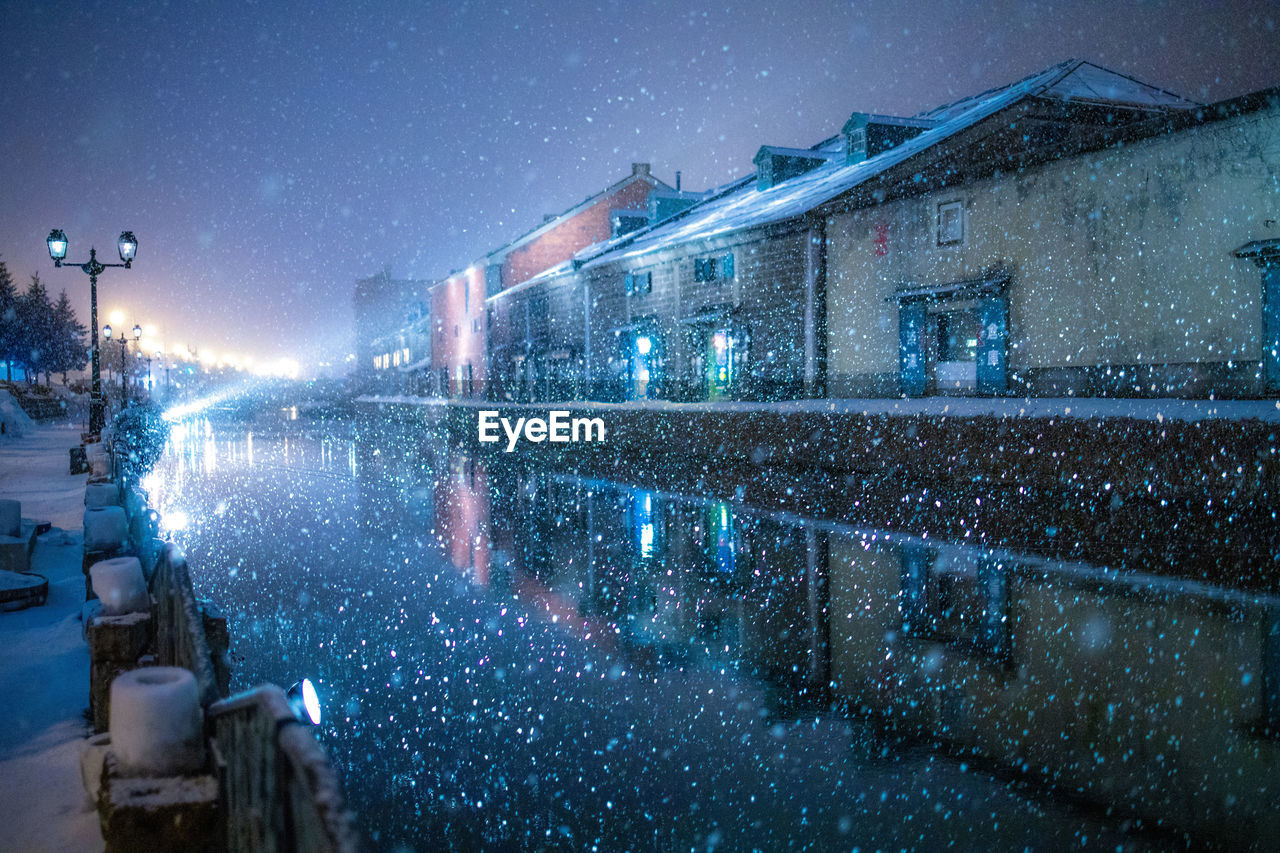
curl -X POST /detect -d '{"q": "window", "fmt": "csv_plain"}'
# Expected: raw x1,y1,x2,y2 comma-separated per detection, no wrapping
694,258,718,282
625,271,653,296
472,318,482,333
454,324,460,337
937,200,964,246
695,254,734,282
464,281,470,314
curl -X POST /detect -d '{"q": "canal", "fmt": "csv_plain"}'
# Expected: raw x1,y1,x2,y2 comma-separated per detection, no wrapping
145,413,1279,851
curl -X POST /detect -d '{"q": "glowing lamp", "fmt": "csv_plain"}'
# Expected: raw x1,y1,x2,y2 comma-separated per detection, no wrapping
132,324,142,341
636,335,652,355
287,679,322,725
47,229,68,262
117,231,138,264
103,325,113,340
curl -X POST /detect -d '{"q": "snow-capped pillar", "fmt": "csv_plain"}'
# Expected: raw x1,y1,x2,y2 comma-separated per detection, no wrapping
1265,266,1280,394
803,221,827,398
1231,239,1280,394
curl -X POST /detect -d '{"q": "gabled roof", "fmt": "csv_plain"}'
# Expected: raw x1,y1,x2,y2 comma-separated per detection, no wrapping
481,166,671,265
579,60,1200,270
430,165,672,292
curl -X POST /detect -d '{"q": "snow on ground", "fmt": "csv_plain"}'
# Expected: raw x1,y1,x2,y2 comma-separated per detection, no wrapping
358,393,1280,423
0,425,91,530
0,424,102,851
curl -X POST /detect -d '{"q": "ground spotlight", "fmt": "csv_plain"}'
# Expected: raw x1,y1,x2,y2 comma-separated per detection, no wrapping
287,678,321,725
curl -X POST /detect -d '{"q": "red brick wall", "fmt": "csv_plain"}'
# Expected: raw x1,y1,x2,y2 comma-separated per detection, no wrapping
502,178,656,288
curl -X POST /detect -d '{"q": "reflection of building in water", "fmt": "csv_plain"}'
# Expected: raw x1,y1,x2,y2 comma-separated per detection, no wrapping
484,473,829,719
434,451,490,586
432,451,1279,843
828,533,1280,845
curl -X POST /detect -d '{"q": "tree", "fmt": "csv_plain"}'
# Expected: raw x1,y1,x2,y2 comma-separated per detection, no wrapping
18,272,55,384
50,289,88,385
0,258,17,381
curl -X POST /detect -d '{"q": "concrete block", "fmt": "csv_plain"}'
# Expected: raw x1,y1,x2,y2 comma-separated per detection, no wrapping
87,611,153,733
97,752,221,853
0,499,19,538
0,536,27,572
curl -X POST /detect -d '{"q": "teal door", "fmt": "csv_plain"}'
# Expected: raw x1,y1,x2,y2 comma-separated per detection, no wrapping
899,303,927,396
976,296,1008,395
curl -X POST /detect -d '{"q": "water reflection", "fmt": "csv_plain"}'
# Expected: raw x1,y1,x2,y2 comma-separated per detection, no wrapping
149,418,1280,849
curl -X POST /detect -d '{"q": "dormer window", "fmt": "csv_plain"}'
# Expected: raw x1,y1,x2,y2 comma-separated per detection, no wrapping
753,146,832,191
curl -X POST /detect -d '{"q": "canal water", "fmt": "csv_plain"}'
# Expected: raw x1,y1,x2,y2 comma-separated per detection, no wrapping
146,414,1279,851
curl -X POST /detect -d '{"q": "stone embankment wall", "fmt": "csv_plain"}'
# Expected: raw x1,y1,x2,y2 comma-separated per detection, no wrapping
361,400,1280,590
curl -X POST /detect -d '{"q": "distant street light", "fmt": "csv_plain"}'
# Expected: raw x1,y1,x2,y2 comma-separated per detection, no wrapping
102,323,141,406
46,229,138,435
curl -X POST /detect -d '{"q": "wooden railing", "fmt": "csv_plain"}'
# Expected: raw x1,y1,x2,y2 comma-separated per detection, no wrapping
208,686,361,853
150,542,226,708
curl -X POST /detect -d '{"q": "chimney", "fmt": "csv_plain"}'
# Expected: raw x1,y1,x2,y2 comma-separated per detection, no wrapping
543,214,555,223
676,170,682,192
632,162,650,177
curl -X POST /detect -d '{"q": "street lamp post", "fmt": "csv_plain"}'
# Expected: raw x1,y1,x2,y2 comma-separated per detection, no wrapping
102,323,141,407
46,229,137,435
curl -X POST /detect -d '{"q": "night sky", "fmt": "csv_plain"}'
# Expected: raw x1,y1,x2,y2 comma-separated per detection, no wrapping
2,1,1277,375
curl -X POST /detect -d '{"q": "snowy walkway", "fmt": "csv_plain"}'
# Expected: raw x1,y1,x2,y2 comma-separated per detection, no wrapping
359,393,1280,423
0,425,102,851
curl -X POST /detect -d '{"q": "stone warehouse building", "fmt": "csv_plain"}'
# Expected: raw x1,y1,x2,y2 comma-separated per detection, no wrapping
483,60,1279,401
366,60,1279,402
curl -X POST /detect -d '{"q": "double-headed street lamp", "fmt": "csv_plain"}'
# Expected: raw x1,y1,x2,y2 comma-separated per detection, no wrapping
46,229,138,435
103,323,141,406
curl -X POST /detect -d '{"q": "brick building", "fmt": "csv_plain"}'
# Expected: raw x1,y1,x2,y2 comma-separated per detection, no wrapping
462,163,678,400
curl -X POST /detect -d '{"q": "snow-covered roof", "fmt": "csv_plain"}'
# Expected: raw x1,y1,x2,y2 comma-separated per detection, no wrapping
485,259,576,304
753,145,839,162
580,60,1198,271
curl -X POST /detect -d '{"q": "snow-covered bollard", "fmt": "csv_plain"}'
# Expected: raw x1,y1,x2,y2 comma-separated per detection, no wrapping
90,557,150,616
109,667,206,776
85,442,110,477
84,506,128,552
85,482,121,508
